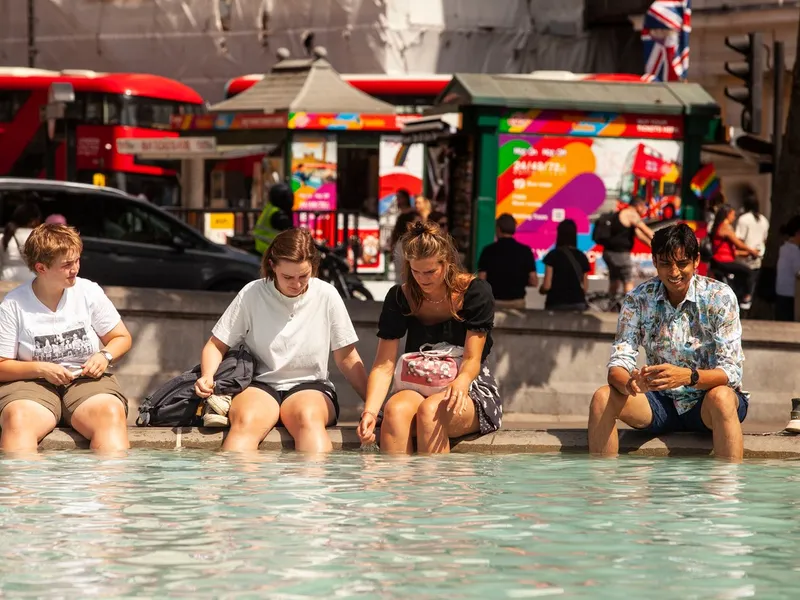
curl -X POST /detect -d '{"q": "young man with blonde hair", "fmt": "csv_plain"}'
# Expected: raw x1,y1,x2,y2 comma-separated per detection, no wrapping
0,224,132,452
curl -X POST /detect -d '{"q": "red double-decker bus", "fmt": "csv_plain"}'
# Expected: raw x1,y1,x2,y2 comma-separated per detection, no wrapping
0,68,205,205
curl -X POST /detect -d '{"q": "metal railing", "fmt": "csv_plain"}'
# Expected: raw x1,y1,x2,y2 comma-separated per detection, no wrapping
162,207,261,236
163,207,362,257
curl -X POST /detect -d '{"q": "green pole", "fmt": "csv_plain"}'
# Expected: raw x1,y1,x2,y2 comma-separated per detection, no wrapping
680,115,707,222
471,113,500,269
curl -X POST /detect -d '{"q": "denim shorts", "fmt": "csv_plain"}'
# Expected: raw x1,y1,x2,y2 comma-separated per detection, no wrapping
638,390,749,434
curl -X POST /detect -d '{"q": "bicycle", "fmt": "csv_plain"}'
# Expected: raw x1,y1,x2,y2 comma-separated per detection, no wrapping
585,291,624,313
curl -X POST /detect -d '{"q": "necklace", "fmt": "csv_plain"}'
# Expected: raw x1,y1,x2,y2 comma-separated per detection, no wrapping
424,294,446,305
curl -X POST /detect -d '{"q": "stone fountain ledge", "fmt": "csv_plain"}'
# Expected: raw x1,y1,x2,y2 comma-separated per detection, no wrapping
35,427,800,459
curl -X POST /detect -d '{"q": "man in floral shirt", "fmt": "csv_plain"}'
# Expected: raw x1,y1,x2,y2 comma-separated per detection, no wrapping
588,223,749,460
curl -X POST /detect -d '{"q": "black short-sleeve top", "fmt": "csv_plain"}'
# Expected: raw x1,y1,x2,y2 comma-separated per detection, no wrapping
377,278,495,362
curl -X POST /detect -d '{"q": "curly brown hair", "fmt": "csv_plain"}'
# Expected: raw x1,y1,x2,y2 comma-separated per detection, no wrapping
401,220,473,320
261,228,320,279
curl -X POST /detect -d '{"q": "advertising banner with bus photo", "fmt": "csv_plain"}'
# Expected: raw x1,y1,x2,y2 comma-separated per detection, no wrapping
378,136,424,250
496,130,683,278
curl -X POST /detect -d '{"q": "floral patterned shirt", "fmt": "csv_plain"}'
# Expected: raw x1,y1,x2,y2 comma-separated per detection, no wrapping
607,275,746,414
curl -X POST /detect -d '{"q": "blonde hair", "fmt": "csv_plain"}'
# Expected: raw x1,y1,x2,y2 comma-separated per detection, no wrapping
401,220,473,320
415,196,432,220
23,224,83,271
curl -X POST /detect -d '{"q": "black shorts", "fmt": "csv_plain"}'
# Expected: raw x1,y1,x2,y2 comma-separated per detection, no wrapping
250,380,340,423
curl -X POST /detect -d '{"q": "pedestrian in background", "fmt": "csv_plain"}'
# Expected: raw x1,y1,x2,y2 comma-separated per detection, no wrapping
775,215,800,322
0,201,42,283
539,219,590,311
735,191,769,300
477,213,537,310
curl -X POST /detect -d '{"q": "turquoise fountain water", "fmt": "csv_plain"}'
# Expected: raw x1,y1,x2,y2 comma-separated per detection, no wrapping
0,450,797,598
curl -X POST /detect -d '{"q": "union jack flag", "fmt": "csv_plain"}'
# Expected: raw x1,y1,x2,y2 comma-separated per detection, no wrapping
641,0,692,82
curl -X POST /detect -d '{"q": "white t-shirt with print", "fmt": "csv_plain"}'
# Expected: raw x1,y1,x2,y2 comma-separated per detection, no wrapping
212,277,358,390
0,277,121,370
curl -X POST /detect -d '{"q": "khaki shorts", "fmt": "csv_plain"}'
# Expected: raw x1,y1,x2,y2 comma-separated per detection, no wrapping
0,375,128,427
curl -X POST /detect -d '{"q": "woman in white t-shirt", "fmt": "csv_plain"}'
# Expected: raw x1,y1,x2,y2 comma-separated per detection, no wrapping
0,201,42,283
195,228,368,452
735,194,769,297
0,224,132,452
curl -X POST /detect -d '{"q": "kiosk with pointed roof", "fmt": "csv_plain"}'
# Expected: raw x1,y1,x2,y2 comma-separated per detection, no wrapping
166,48,420,274
399,72,722,273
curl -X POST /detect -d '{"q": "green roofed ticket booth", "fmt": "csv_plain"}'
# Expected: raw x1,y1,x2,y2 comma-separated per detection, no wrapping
166,51,423,275
401,74,721,278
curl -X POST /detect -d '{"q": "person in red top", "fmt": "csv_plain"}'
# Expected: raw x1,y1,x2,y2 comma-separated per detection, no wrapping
709,205,760,308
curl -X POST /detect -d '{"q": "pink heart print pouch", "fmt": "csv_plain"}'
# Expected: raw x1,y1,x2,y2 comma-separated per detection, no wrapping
392,343,464,396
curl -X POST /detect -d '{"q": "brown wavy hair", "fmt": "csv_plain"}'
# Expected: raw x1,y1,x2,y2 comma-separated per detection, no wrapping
401,220,473,320
261,228,320,279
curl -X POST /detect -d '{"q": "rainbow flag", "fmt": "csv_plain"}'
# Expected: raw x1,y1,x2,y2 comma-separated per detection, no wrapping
690,163,719,199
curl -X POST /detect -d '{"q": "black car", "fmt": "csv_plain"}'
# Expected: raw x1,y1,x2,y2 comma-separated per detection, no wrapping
0,178,261,291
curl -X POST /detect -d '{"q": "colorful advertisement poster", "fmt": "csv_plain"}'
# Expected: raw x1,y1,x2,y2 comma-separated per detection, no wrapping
289,112,417,132
347,220,384,274
378,136,425,250
500,110,683,140
496,134,683,278
290,134,337,211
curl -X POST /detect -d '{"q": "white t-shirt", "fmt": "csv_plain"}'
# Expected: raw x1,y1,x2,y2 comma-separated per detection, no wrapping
0,227,35,283
0,277,121,370
735,212,769,269
212,277,359,390
776,241,800,298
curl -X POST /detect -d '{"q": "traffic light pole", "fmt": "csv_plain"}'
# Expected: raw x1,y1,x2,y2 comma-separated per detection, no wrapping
772,40,785,195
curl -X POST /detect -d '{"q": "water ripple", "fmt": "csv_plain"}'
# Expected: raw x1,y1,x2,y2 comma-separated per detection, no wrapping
0,452,796,597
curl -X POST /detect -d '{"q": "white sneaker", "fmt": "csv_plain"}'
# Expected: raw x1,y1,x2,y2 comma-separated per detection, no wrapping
203,412,229,428
784,399,800,434
206,394,232,416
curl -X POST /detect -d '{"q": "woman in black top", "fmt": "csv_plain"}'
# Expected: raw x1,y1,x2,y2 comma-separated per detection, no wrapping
540,219,590,311
358,221,501,454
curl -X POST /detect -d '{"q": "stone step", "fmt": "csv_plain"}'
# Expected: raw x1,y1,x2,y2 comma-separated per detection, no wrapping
36,427,800,458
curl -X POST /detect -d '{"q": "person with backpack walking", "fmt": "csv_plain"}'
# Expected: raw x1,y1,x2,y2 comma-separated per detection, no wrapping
194,228,368,452
593,198,654,296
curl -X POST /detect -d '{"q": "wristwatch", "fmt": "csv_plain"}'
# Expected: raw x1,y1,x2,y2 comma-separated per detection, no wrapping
688,368,699,387
99,350,113,365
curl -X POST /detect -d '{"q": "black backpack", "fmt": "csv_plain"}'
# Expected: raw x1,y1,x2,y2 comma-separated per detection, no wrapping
136,345,256,427
592,212,616,246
